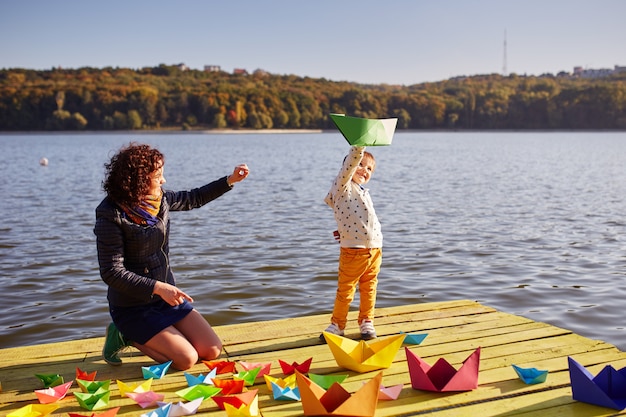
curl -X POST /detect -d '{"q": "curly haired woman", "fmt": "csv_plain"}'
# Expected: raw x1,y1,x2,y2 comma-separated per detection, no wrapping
94,142,249,370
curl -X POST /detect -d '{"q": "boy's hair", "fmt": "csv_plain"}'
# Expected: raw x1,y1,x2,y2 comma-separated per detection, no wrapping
363,151,376,167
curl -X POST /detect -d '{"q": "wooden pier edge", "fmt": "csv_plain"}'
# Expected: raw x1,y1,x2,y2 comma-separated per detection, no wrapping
1,299,625,416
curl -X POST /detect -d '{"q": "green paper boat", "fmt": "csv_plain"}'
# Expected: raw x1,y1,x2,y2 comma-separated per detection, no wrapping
73,387,110,410
330,113,397,146
176,384,222,401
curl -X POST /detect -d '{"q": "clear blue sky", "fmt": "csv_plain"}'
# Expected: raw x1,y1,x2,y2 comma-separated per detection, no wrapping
1,0,624,85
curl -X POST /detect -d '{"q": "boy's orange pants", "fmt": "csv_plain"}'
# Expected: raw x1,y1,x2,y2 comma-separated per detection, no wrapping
331,247,382,330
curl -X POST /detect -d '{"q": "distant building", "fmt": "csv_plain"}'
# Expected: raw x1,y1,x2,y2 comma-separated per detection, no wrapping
573,64,624,79
253,68,269,77
176,63,189,71
204,65,221,72
233,68,248,76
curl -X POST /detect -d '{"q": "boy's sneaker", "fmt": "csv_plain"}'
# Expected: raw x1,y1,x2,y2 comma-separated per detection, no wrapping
319,323,344,343
359,320,377,340
103,322,129,366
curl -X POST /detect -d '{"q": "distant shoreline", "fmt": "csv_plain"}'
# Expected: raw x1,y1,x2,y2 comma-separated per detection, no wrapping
1,128,625,135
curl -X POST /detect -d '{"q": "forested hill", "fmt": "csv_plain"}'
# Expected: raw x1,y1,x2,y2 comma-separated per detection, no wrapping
1,65,625,131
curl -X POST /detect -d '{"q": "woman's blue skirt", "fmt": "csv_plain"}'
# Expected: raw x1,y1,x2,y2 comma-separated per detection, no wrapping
110,299,193,345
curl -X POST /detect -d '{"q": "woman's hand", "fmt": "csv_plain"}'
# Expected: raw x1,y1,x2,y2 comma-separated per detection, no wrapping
152,281,193,306
227,164,250,186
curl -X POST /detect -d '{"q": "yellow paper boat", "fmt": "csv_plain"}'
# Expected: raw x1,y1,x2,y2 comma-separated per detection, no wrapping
7,404,59,417
116,378,153,397
330,113,397,146
323,332,405,373
296,370,381,416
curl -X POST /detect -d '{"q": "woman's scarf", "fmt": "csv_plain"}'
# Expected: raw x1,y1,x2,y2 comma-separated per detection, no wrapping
120,192,162,226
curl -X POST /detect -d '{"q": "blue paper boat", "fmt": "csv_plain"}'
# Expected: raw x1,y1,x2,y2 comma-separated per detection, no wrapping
271,382,301,401
400,332,428,345
512,364,548,384
568,356,626,410
142,360,172,379
184,368,217,386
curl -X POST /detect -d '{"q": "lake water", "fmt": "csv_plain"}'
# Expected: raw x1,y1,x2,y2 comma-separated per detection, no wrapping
1,131,625,351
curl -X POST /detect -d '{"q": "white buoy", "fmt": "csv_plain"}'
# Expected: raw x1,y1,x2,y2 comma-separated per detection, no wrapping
39,157,48,166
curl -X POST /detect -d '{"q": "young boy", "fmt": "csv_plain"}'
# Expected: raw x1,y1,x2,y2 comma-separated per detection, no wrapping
321,145,382,341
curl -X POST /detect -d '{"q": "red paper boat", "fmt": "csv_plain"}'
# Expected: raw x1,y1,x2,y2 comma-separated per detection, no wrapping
279,357,313,375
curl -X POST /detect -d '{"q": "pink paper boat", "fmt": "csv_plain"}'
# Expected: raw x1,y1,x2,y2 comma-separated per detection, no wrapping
35,381,74,403
406,346,480,392
379,384,403,400
126,391,165,408
238,361,271,379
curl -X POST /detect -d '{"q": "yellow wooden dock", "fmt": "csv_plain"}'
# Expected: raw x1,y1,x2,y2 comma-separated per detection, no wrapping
2,300,626,416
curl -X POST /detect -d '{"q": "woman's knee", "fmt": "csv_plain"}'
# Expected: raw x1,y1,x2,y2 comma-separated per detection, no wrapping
201,343,222,361
172,350,199,371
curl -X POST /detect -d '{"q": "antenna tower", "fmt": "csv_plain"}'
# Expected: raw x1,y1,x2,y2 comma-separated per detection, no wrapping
502,29,508,76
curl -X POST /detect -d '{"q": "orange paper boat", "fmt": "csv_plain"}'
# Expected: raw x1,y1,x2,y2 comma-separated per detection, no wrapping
212,389,258,410
406,346,481,392
296,370,381,416
212,378,245,395
202,360,236,374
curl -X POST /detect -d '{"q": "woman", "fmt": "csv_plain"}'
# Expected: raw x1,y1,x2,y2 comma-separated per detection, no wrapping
94,143,249,370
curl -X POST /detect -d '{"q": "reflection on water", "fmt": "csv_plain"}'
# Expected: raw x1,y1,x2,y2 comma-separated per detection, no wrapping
0,131,625,350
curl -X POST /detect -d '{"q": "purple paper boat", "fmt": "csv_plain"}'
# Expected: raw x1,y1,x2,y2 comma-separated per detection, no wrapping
568,356,626,410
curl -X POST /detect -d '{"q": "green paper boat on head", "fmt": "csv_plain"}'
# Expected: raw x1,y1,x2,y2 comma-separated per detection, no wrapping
330,114,397,146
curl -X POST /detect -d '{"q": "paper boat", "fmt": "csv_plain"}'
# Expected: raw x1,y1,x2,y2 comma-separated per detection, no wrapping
296,370,381,416
568,356,626,410
68,407,120,417
7,404,59,417
77,379,110,393
175,384,222,401
35,373,64,388
141,403,171,417
238,361,271,379
308,373,348,390
378,384,403,400
512,364,548,384
74,387,111,411
324,332,405,373
330,113,397,146
184,369,217,386
212,378,245,394
142,360,172,379
400,331,428,345
279,357,313,375
264,373,297,390
117,378,153,397
76,368,97,381
271,382,301,401
202,360,236,374
126,391,165,408
212,389,259,410
234,367,261,386
34,381,74,403
154,398,203,417
224,396,259,417
406,346,481,392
